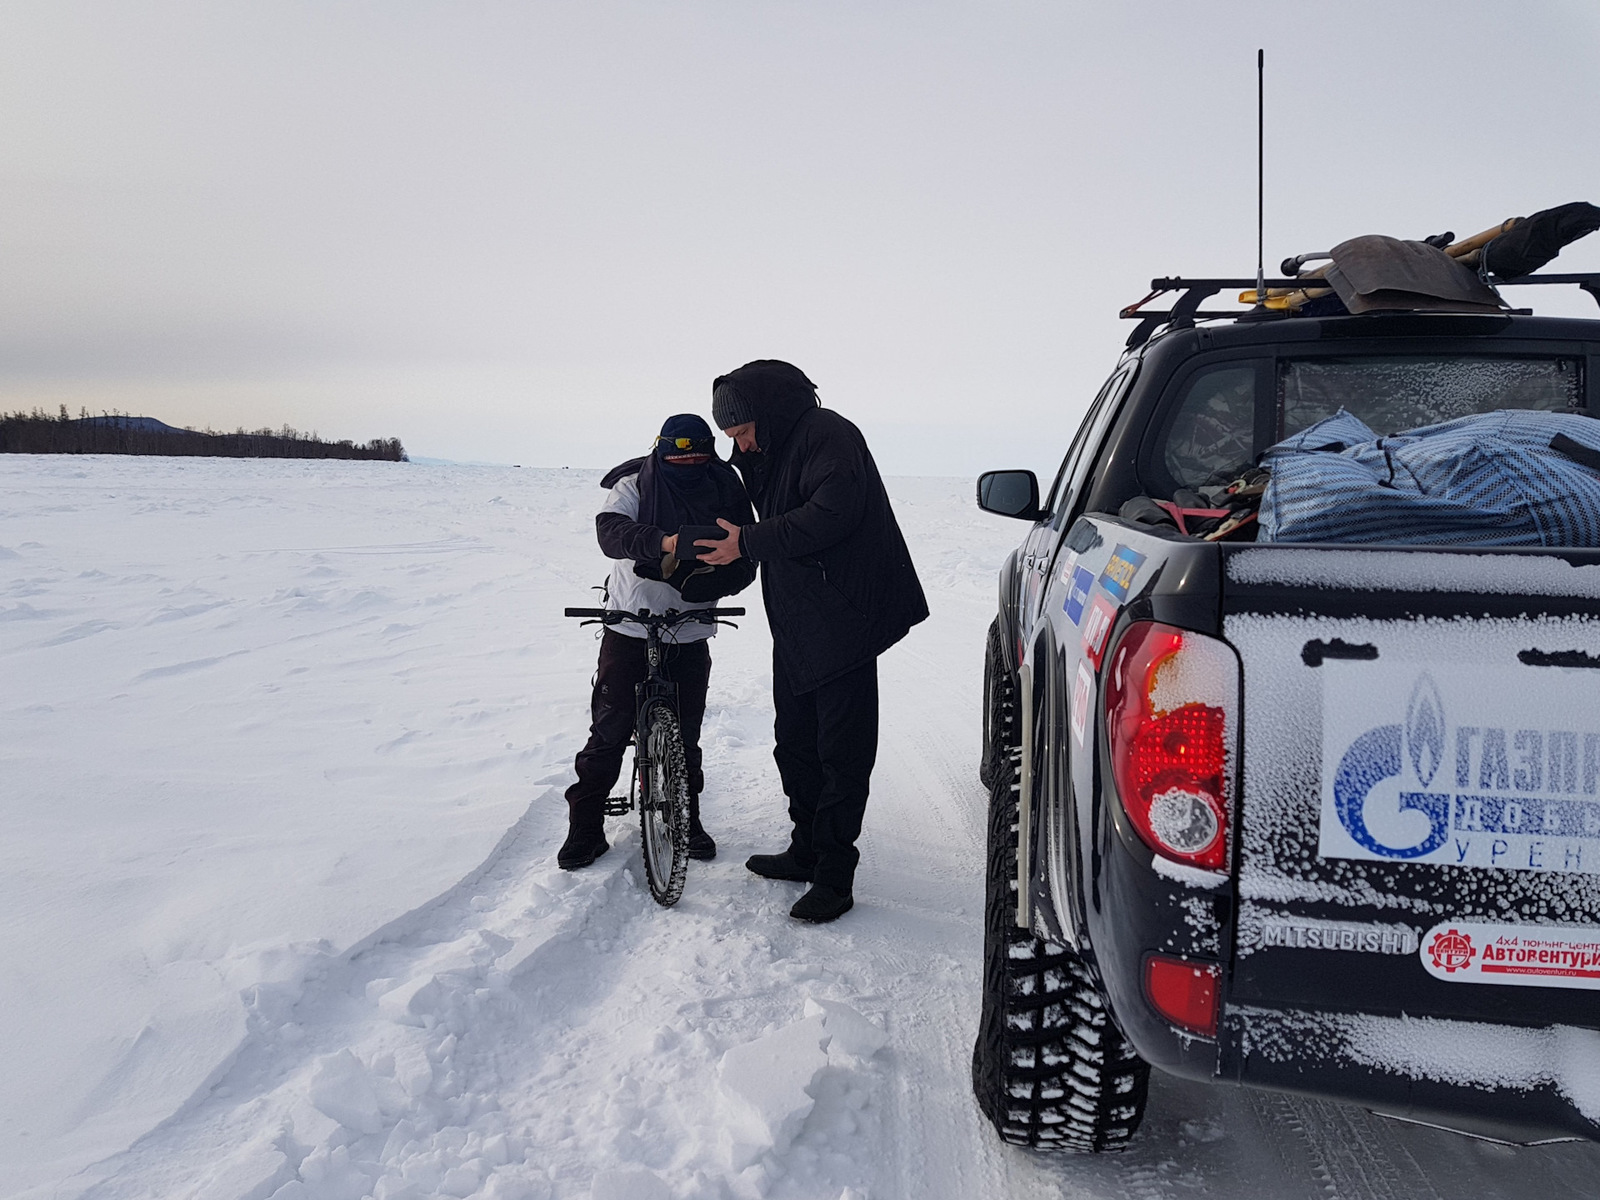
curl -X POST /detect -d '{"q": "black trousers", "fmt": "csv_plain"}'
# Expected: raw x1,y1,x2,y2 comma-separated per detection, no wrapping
566,629,711,824
772,649,879,892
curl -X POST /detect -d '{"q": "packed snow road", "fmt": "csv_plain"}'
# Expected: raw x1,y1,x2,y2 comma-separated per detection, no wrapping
5,456,1599,1199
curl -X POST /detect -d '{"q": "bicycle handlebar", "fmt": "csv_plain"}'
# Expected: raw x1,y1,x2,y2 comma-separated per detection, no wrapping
564,606,745,624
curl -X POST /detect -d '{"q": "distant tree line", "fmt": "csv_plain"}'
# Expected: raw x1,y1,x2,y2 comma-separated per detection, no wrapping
0,407,406,461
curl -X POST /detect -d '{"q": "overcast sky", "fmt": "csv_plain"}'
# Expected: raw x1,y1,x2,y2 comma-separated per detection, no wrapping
2,1,1597,475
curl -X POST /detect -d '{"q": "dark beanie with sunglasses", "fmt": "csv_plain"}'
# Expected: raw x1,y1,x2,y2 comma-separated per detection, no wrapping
637,414,732,532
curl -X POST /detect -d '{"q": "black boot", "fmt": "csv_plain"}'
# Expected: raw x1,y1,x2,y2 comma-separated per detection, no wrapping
558,798,609,870
790,884,854,923
745,849,815,882
687,792,716,861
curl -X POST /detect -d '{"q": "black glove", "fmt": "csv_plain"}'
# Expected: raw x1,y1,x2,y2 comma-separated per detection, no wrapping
677,565,723,603
634,555,703,593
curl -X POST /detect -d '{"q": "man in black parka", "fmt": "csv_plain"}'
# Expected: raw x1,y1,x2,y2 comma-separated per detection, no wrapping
696,359,928,922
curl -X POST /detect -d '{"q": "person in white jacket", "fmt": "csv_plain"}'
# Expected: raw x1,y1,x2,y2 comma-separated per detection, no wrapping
559,414,755,869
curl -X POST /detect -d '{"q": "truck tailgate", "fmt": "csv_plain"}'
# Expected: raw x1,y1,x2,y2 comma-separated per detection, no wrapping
1218,544,1600,1127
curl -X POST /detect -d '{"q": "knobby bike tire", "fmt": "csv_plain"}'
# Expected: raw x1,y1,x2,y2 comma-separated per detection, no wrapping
639,705,691,906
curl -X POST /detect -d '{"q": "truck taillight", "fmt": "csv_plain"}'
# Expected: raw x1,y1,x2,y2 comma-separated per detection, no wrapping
1104,621,1238,871
1144,954,1220,1036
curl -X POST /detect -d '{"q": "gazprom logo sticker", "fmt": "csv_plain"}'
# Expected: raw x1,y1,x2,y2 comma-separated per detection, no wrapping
1319,660,1600,876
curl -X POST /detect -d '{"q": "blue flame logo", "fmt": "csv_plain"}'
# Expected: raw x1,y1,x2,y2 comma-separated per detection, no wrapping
1406,674,1445,788
1333,672,1451,860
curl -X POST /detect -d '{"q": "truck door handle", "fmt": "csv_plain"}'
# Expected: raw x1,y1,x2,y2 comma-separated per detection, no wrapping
1519,647,1600,669
1301,638,1379,667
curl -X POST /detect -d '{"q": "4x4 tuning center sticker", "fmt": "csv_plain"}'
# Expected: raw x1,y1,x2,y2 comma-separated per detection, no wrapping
1420,921,1600,990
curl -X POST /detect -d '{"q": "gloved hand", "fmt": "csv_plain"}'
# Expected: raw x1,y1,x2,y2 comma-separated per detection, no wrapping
632,550,680,582
677,565,723,603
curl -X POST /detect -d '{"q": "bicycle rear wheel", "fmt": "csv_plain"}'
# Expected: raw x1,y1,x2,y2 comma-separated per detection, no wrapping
640,704,690,906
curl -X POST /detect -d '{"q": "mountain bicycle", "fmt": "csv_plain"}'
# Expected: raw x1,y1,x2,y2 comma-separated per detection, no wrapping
563,605,744,906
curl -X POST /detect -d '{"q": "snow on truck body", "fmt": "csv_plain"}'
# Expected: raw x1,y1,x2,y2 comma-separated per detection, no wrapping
972,303,1600,1149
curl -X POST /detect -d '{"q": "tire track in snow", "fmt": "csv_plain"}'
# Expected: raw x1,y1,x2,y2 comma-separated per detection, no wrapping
1245,1091,1446,1200
858,661,1015,1200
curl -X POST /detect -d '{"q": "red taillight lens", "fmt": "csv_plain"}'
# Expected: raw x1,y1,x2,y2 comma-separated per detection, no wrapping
1104,621,1237,871
1144,954,1220,1036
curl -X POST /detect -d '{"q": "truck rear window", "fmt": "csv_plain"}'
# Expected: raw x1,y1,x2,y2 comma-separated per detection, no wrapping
1280,356,1582,439
1163,365,1258,489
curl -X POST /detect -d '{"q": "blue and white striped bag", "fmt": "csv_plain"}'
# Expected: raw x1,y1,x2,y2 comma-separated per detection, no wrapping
1258,409,1600,546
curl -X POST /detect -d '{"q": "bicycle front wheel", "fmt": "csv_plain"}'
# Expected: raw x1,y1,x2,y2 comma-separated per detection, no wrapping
640,704,690,906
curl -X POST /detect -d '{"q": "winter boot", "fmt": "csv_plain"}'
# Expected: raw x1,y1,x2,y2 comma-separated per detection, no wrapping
687,792,716,861
790,884,854,923
558,797,609,870
745,849,815,883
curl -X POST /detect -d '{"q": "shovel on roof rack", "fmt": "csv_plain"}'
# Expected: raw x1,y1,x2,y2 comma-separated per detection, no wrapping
1249,219,1521,309
1323,235,1506,314
1254,204,1600,313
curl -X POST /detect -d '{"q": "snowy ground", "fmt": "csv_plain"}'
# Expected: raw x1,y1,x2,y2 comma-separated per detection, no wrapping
6,456,1600,1200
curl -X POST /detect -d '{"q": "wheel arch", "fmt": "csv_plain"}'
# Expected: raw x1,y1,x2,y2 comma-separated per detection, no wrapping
1021,622,1087,951
995,546,1025,676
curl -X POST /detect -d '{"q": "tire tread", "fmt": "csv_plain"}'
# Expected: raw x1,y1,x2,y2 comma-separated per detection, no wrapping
970,746,1150,1152
640,705,690,907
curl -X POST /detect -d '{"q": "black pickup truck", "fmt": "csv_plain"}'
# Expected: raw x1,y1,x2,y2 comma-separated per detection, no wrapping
970,277,1600,1151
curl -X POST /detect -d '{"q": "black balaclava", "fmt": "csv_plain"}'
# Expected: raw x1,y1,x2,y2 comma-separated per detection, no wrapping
636,413,722,531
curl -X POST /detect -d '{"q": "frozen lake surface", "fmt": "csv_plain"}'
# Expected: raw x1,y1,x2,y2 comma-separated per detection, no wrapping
5,455,1598,1199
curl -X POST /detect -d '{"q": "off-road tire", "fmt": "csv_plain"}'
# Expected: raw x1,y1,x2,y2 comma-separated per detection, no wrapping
978,618,1017,790
639,705,690,907
971,747,1150,1151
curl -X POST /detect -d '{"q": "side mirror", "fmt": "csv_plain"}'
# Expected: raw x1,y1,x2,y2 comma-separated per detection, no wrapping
976,470,1041,521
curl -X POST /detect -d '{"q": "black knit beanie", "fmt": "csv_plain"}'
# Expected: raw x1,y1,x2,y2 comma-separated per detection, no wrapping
713,360,818,430
711,379,753,431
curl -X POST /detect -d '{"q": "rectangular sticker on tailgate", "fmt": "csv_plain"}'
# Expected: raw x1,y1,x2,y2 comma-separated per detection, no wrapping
1320,661,1600,875
1421,921,1600,990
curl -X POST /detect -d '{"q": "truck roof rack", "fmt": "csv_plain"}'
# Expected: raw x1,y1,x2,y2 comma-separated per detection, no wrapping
1120,272,1600,350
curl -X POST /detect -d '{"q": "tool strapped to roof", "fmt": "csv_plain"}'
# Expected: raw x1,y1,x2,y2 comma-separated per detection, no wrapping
1121,202,1600,347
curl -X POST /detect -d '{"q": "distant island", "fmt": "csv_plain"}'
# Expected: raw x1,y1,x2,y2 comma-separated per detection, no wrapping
0,409,406,461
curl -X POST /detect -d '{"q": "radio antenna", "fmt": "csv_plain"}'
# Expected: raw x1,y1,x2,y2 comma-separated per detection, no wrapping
1255,48,1266,306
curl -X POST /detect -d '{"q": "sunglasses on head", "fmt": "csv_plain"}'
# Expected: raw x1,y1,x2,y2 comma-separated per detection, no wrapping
656,436,714,452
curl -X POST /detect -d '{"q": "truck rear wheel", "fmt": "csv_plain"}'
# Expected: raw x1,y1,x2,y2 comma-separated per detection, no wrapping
971,747,1150,1151
978,618,1016,789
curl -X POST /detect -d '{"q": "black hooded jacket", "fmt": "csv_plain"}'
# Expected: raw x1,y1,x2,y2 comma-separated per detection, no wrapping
722,364,928,692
